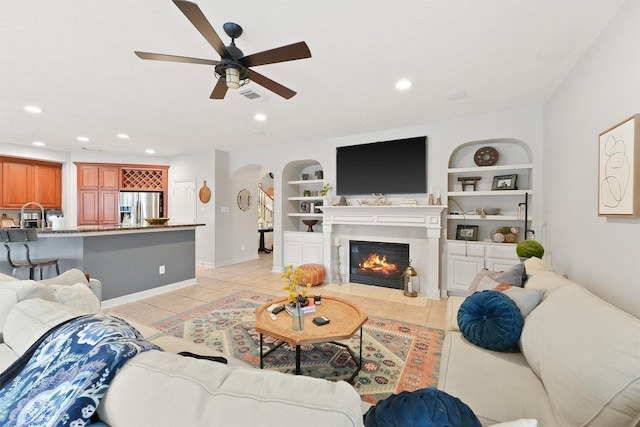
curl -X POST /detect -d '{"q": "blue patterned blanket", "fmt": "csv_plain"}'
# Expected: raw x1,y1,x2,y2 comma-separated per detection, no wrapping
0,314,159,426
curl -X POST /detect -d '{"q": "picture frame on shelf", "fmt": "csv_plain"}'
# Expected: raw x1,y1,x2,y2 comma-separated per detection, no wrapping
598,114,640,217
456,225,479,241
492,174,518,190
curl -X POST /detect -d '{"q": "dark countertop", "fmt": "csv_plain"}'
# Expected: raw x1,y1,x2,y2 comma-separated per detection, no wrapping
37,223,205,236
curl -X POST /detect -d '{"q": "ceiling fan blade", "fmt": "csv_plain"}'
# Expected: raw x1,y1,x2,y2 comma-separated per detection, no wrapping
239,41,311,68
248,69,297,99
210,79,228,99
172,0,229,58
135,51,220,66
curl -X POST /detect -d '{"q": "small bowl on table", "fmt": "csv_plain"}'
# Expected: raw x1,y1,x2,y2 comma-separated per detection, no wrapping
144,218,170,225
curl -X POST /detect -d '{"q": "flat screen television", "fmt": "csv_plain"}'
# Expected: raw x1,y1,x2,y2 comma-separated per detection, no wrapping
336,136,427,195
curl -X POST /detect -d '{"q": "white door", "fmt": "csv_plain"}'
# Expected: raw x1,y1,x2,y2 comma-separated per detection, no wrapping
172,179,197,224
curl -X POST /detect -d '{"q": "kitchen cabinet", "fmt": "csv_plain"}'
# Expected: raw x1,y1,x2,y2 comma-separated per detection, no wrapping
34,163,62,208
2,160,33,207
75,162,169,226
76,164,121,225
283,231,323,266
1,157,62,208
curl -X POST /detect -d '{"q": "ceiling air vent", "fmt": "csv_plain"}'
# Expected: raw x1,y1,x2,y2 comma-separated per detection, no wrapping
239,88,264,101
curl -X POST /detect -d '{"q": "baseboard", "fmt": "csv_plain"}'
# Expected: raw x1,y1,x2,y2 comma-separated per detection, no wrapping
100,278,197,308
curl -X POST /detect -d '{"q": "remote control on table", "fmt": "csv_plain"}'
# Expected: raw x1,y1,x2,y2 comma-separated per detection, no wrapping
271,305,285,314
267,304,279,313
269,313,277,321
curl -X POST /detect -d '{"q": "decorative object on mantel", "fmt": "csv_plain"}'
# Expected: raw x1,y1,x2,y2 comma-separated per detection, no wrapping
598,114,640,217
358,194,392,206
198,180,211,203
402,259,420,298
458,177,481,191
491,226,520,243
401,199,418,206
436,191,442,205
427,186,435,205
334,195,348,206
474,146,499,166
302,219,318,232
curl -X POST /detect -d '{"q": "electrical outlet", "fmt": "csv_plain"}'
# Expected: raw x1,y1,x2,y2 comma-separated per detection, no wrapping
159,265,165,275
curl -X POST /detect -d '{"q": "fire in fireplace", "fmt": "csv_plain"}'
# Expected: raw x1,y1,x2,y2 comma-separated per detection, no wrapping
349,240,409,289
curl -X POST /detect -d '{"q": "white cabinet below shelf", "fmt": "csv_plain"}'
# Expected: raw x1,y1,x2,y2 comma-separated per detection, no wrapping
446,240,520,295
283,231,324,266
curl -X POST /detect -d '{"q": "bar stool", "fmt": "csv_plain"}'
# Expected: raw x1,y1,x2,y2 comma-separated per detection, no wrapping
1,229,60,280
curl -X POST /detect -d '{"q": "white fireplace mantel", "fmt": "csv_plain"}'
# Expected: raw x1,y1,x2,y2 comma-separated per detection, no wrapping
320,205,447,299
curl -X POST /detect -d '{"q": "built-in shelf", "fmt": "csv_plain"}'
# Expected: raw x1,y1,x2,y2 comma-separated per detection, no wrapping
447,163,533,174
447,190,534,197
447,214,530,221
288,179,323,186
288,196,325,201
288,213,324,218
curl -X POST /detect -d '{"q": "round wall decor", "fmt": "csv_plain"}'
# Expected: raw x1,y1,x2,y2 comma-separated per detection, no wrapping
474,146,499,166
237,189,252,211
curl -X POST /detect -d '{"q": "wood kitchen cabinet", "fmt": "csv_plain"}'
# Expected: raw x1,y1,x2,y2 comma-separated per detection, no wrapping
1,157,62,208
35,163,62,208
76,164,121,225
75,162,169,226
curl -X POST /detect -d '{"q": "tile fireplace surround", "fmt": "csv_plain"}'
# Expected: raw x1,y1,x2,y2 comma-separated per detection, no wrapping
321,205,446,299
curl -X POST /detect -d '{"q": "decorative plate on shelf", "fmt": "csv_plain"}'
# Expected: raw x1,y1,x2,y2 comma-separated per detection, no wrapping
474,146,499,166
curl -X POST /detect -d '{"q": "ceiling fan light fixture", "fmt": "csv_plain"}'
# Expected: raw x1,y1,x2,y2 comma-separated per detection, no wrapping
225,66,241,89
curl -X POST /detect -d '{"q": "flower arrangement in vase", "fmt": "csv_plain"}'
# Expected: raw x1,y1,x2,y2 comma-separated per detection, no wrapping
281,264,312,306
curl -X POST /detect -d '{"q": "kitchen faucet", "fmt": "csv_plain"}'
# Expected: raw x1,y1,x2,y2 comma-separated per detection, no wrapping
20,202,45,229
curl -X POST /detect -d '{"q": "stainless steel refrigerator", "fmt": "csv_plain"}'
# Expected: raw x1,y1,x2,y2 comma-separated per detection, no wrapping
119,192,163,226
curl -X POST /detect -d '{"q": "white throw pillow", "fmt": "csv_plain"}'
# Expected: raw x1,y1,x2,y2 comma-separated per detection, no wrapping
50,283,100,313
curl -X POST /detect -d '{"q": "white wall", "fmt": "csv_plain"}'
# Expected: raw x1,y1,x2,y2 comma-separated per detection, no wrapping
543,0,640,317
169,150,216,266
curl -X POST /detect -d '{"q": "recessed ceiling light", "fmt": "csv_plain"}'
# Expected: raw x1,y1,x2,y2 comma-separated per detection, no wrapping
145,149,155,154
25,105,42,114
117,133,130,139
254,113,267,122
395,79,412,90
32,141,45,146
77,136,90,142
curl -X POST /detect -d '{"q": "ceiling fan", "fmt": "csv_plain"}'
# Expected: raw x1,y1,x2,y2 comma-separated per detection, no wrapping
134,0,311,100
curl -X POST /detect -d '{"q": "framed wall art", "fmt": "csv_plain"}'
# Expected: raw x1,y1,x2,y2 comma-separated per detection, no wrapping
598,114,640,217
456,224,479,241
491,174,518,190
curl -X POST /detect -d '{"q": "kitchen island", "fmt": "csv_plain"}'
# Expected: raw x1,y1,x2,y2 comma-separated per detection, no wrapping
1,224,204,303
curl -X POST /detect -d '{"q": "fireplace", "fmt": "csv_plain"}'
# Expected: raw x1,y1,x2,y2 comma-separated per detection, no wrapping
349,240,409,289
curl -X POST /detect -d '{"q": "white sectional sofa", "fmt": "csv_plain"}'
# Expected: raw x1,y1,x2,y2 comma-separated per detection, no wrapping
0,270,365,427
437,258,640,426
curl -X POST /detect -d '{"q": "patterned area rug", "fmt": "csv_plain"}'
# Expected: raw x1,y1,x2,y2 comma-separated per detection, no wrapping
151,290,444,404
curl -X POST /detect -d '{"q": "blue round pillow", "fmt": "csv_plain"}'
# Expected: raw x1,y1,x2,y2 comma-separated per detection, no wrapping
457,290,524,351
363,388,481,427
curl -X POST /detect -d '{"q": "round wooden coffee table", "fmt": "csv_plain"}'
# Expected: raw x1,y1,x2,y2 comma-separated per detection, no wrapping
255,295,368,382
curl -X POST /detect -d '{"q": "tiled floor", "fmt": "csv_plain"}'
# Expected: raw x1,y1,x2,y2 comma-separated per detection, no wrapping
107,254,448,330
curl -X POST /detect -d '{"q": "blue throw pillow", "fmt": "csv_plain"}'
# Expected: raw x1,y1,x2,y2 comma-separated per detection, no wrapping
457,290,524,351
363,388,481,427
